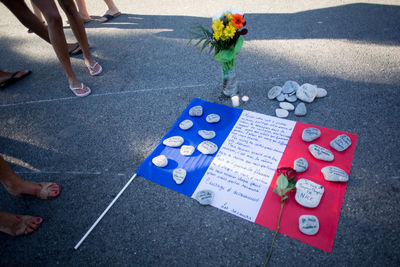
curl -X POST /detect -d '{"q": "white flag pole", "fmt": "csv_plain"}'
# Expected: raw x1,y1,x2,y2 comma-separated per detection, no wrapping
74,173,138,250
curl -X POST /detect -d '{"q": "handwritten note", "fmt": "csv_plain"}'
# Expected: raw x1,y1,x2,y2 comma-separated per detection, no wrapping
193,111,295,221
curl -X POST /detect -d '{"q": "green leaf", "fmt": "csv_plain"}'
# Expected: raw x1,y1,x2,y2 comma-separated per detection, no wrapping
273,187,283,196
276,174,288,190
201,40,209,51
282,195,289,201
281,188,290,195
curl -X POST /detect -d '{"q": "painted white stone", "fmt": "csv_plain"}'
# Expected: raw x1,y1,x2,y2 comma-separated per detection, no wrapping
206,114,220,123
179,119,193,130
197,141,218,155
321,166,349,182
294,158,308,173
330,134,352,152
299,215,319,235
180,145,195,156
189,105,203,117
282,81,300,94
195,190,214,205
198,130,216,140
152,155,168,168
173,168,187,184
268,86,282,100
296,83,318,103
316,88,328,98
275,108,289,118
285,94,297,103
294,102,307,116
302,128,321,142
163,136,184,147
309,144,334,161
279,102,295,111
295,178,324,208
276,93,285,102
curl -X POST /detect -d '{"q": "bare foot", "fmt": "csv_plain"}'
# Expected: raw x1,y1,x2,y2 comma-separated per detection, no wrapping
0,212,42,236
1,174,60,200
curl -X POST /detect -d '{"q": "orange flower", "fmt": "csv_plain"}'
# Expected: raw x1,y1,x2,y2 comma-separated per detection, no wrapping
232,13,245,29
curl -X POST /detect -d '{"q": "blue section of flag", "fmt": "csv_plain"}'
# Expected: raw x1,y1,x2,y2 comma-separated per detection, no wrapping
137,98,243,197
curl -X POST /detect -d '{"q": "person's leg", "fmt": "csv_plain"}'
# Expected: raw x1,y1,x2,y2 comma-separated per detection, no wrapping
1,0,51,43
0,211,42,236
1,0,83,56
30,0,90,95
0,155,59,198
103,0,119,14
57,0,101,74
74,0,91,21
30,0,45,23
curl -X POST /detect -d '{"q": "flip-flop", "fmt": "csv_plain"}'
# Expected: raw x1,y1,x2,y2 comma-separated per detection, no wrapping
87,62,102,76
36,182,60,200
3,215,43,236
0,70,31,90
99,12,121,23
68,42,82,57
69,83,91,97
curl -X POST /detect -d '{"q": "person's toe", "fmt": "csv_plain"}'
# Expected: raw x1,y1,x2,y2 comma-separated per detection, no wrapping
23,216,42,235
48,183,60,197
76,85,90,95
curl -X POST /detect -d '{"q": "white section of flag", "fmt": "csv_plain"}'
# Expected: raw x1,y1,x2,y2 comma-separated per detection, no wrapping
192,110,296,222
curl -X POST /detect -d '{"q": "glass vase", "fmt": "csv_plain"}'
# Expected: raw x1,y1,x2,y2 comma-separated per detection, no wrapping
221,66,238,97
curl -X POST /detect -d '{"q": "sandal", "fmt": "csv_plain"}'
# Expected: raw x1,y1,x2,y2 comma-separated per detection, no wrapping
69,83,91,97
17,215,42,236
68,42,82,57
0,214,43,236
0,70,31,90
98,12,121,23
87,62,102,76
36,182,60,200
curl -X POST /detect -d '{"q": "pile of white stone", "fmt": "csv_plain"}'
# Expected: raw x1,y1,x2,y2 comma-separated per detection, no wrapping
151,105,220,205
295,128,352,235
267,81,328,118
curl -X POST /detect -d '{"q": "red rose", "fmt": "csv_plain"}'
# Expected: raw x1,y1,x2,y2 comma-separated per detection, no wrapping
277,167,297,180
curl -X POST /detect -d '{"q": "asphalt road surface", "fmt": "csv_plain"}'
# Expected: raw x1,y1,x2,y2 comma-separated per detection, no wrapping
1,1,399,266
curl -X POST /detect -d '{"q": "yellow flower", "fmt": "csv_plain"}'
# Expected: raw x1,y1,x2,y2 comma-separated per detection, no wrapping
212,20,224,32
213,30,222,41
223,25,236,39
226,13,233,22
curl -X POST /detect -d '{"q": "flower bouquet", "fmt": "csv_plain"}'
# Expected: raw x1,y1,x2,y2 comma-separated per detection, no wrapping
188,9,248,97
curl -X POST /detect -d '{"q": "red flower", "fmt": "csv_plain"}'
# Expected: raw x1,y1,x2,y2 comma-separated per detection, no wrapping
238,28,248,36
276,167,297,180
232,13,245,29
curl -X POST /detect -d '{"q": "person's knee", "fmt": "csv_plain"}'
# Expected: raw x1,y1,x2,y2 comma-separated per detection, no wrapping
58,0,76,15
44,10,63,28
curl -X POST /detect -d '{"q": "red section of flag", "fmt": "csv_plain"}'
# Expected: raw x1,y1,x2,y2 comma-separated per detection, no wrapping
255,122,358,252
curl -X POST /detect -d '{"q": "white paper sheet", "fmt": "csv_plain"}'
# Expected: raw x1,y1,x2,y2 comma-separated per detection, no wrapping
193,111,296,221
